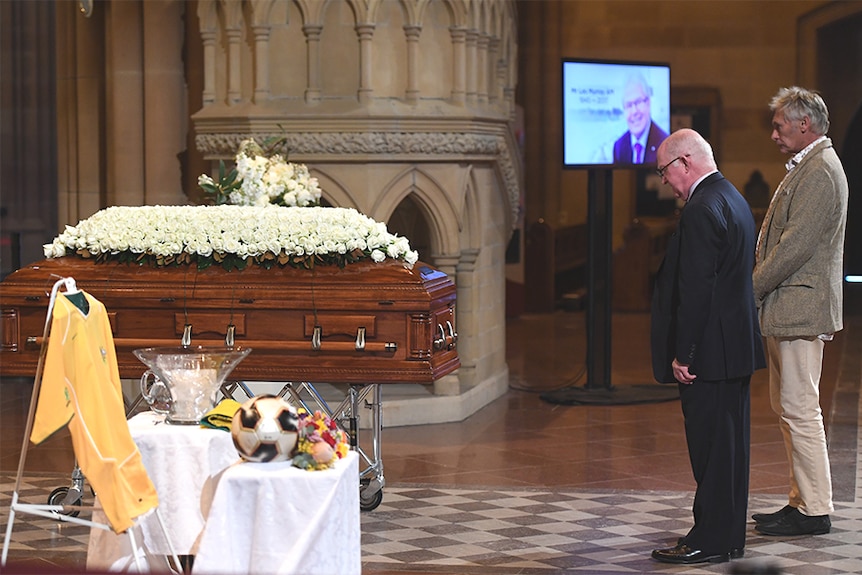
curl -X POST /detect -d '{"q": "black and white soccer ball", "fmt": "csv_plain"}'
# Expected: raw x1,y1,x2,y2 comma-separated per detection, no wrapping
231,395,299,463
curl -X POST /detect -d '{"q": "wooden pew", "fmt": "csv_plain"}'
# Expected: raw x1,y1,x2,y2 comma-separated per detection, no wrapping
612,216,678,312
525,220,588,313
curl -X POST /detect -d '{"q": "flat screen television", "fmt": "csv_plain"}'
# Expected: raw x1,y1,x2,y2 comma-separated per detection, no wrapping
562,58,671,169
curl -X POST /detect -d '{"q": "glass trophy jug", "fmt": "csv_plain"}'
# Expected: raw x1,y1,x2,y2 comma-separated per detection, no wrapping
134,346,252,424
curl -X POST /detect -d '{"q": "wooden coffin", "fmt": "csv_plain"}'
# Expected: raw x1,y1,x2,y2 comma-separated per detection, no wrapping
0,257,459,384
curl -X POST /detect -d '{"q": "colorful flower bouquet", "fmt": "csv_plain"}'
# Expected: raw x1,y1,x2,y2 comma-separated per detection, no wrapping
291,408,350,471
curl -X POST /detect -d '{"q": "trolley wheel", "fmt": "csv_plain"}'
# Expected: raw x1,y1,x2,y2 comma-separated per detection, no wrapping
359,481,383,511
47,486,81,518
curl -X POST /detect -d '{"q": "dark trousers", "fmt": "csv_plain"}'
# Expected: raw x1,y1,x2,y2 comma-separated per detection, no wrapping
679,376,751,552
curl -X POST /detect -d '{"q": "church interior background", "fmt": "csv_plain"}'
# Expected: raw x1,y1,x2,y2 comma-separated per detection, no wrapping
1,0,861,426
3,1,862,574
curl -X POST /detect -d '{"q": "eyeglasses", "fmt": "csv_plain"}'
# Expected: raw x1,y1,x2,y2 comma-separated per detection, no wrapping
656,156,685,178
623,96,649,111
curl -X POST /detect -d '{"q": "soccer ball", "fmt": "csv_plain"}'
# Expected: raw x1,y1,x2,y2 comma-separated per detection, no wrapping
231,395,299,463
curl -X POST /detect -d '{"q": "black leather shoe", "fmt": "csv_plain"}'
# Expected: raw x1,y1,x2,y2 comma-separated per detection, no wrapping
752,504,795,524
755,508,831,536
651,543,730,564
677,537,744,560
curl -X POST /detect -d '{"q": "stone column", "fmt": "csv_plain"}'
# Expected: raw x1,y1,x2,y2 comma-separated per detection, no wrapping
465,29,478,104
454,249,479,390
449,27,466,105
304,24,322,104
142,0,186,205
356,23,375,104
105,0,144,207
252,24,271,103
404,25,421,104
488,37,500,104
226,26,242,104
200,28,217,105
431,252,463,396
477,33,489,104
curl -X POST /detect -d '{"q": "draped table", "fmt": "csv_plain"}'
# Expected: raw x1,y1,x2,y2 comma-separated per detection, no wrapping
86,411,360,574
193,453,360,575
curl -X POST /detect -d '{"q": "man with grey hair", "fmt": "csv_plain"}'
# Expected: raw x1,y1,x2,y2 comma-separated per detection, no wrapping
650,128,765,564
751,87,848,537
612,73,668,164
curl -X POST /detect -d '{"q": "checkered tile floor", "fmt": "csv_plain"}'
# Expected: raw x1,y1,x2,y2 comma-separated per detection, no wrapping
362,486,862,574
5,474,862,574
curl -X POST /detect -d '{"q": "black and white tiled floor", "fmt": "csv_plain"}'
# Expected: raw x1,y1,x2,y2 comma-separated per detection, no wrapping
4,299,862,574
5,474,862,574
362,485,862,574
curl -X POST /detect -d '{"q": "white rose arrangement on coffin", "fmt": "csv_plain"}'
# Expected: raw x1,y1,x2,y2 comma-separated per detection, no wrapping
1,138,459,386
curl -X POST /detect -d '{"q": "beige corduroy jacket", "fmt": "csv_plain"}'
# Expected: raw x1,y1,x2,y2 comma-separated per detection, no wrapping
753,138,848,338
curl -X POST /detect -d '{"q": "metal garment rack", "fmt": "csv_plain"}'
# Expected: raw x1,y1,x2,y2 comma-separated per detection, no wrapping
221,380,385,511
1,277,181,572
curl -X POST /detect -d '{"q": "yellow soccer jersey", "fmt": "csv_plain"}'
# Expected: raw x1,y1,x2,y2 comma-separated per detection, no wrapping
30,291,158,533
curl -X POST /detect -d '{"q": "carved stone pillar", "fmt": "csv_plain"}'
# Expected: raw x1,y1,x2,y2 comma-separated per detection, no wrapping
477,33,489,104
356,23,375,103
142,0,186,205
226,26,242,104
488,37,501,104
105,0,145,206
465,29,478,104
304,24,322,104
449,27,466,105
200,28,216,105
453,249,479,389
404,25,421,103
252,25,271,103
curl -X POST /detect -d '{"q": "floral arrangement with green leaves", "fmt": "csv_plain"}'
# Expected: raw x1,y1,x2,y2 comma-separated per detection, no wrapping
42,204,419,271
43,135,419,270
197,137,322,208
291,408,350,471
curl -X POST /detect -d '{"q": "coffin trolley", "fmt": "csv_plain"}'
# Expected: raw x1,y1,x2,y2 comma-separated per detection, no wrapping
0,257,460,511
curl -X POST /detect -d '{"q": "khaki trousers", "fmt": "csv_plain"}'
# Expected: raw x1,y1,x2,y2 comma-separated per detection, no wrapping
766,336,834,516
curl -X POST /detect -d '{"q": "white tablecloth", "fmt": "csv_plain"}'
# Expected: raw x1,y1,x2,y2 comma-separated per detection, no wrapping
86,412,361,575
87,411,239,571
192,451,360,575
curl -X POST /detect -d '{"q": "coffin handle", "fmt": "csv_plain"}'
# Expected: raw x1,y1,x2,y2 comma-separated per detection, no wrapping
434,324,446,351
446,320,458,350
181,324,192,347
355,327,366,351
311,325,322,350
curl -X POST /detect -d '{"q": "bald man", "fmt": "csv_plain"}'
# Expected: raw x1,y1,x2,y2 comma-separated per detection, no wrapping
650,128,765,565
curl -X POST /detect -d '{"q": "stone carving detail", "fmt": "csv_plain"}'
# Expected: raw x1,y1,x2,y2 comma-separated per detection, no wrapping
196,131,521,227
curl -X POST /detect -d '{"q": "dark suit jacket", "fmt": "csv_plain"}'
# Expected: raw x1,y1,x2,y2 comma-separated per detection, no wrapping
650,171,766,383
613,121,668,164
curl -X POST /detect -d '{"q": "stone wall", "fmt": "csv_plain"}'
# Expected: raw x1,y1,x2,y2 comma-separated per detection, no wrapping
518,0,862,253
48,0,522,425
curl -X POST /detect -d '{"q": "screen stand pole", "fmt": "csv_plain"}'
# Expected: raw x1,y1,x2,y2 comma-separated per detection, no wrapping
540,169,678,405
586,168,613,390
